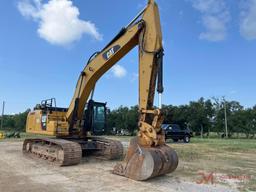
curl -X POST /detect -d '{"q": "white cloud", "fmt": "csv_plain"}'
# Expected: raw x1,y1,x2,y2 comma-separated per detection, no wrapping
111,65,127,78
17,0,102,46
240,0,256,40
191,0,230,42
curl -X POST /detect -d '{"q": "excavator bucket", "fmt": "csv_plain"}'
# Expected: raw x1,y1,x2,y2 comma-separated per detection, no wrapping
113,137,178,181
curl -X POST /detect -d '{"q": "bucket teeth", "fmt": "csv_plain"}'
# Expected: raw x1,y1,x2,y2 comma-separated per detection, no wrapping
113,137,178,181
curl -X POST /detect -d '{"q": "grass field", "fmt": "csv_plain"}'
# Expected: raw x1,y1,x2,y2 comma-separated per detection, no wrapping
1,134,255,191
170,138,256,191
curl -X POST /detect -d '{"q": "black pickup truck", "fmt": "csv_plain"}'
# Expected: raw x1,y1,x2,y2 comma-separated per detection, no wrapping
162,124,193,143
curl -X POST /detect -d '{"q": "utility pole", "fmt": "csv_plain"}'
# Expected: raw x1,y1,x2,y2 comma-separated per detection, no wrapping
223,97,228,139
1,101,5,130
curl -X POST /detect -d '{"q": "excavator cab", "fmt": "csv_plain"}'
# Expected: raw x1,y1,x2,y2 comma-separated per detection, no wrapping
83,100,107,135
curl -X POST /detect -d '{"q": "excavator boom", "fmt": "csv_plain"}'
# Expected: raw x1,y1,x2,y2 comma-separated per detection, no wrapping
67,0,166,147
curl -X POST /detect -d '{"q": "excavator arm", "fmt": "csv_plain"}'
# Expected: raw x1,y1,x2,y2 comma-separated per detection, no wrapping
67,0,165,147
65,0,178,180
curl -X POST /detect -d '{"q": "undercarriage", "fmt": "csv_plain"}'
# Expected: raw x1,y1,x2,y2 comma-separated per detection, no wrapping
23,137,123,166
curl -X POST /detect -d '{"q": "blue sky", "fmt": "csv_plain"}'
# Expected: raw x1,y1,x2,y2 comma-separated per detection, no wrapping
0,0,256,114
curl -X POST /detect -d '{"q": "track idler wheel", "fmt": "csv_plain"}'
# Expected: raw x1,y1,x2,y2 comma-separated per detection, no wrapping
113,137,178,181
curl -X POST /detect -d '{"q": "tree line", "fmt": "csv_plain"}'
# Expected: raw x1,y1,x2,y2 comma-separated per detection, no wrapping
1,98,255,139
107,98,256,138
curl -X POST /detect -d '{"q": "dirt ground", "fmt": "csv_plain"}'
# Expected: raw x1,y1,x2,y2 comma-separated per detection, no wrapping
0,140,241,192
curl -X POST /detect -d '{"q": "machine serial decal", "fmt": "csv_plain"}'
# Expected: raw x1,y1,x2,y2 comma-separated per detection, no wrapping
103,45,121,60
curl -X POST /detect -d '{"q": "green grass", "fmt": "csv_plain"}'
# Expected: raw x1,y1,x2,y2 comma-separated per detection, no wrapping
169,138,256,192
0,131,51,142
190,137,256,151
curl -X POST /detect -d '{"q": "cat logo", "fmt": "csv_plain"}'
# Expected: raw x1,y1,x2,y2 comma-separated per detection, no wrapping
103,45,121,60
107,48,115,58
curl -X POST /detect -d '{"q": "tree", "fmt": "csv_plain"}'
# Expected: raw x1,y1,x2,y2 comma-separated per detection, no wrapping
0,109,30,132
13,109,30,131
212,98,243,137
162,104,190,128
186,98,214,137
107,106,138,135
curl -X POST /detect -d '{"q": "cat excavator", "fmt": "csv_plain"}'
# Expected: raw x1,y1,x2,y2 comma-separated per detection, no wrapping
23,0,178,181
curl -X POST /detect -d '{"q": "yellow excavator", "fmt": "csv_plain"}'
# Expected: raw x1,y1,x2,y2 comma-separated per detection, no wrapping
23,0,178,181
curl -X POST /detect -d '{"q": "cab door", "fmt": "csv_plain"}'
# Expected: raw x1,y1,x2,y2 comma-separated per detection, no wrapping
92,103,106,135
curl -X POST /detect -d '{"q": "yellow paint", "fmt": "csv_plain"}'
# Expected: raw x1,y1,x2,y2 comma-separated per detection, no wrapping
0,132,4,139
26,110,69,136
